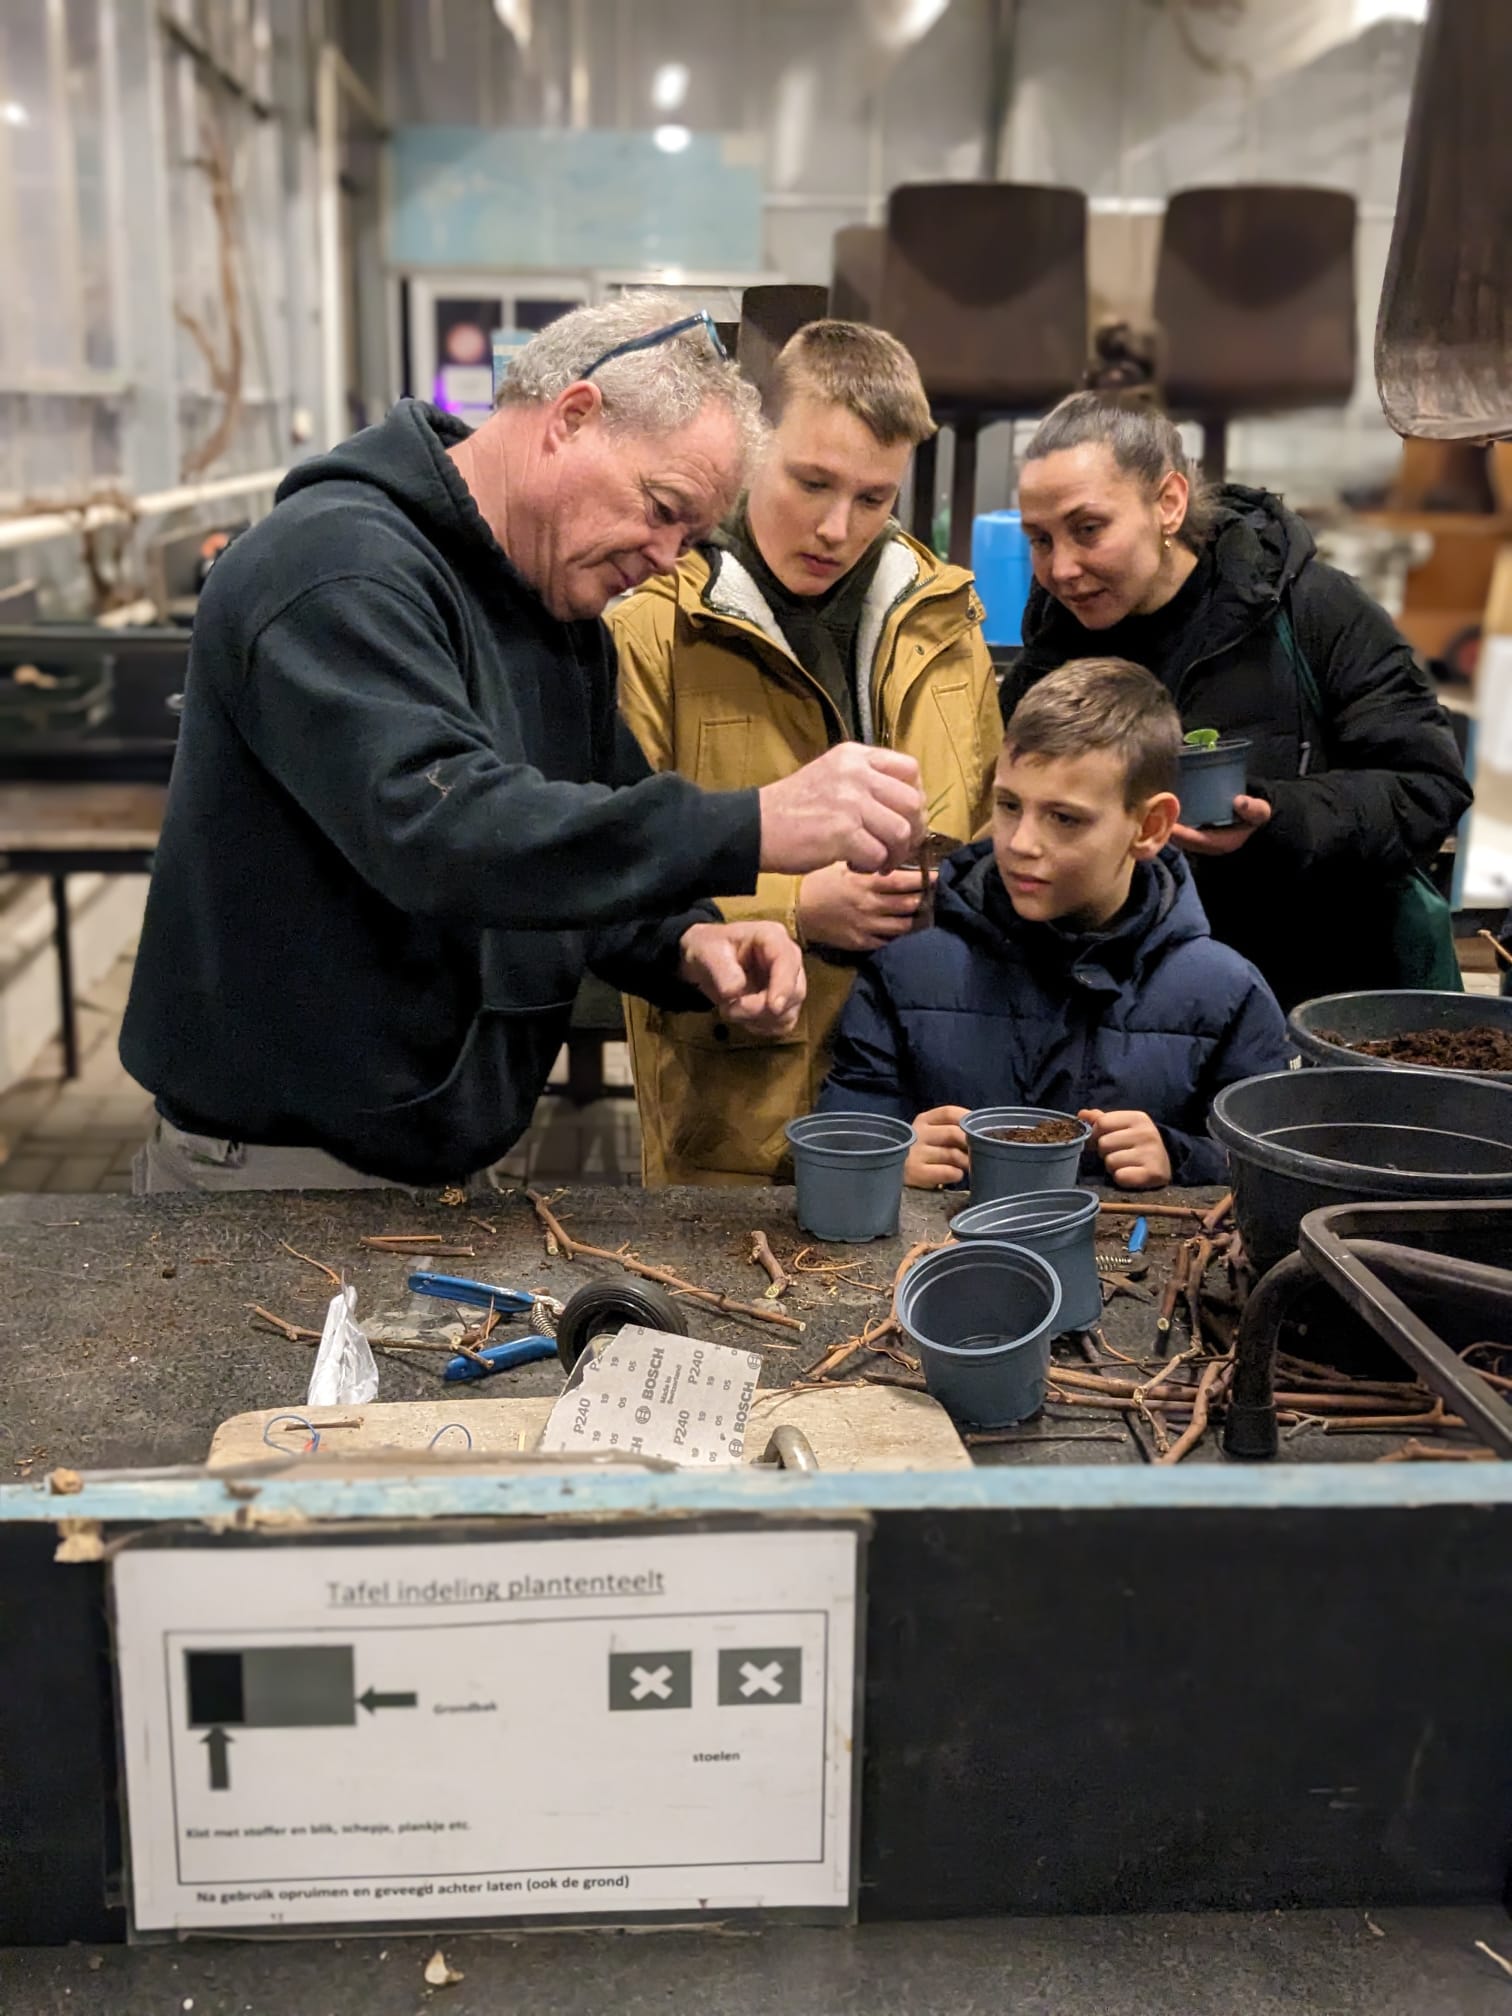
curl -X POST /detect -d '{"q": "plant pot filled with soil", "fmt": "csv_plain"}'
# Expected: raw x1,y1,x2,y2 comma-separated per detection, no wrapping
1289,989,1512,1087
1178,727,1251,829
961,1106,1092,1202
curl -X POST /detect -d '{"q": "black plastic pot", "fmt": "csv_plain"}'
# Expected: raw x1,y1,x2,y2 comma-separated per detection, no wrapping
1208,1067,1512,1274
1288,989,1512,1086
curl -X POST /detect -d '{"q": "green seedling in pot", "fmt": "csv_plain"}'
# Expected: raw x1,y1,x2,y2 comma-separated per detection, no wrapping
1183,728,1221,749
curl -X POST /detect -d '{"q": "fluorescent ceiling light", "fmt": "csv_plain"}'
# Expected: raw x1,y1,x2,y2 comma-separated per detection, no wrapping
653,123,692,153
0,101,29,127
651,62,689,113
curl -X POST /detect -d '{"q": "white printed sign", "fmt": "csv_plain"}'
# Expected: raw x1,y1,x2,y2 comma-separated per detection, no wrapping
113,1527,861,1931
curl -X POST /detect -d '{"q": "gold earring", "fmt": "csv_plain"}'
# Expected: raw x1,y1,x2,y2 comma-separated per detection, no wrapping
1163,535,1171,549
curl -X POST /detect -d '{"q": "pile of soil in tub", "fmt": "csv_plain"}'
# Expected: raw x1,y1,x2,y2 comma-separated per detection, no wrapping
980,1117,1084,1144
1319,1026,1512,1073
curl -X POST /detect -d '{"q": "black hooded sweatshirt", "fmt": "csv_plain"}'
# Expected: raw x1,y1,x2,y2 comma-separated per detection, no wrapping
1001,484,1472,1009
120,401,761,1182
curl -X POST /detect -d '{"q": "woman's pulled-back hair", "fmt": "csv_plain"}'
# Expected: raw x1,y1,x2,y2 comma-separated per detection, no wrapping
1022,391,1220,550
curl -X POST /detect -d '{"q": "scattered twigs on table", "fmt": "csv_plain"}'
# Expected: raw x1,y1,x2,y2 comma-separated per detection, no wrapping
1322,1403,1467,1435
800,1312,900,1383
358,1233,476,1256
1098,1201,1207,1222
1377,1440,1497,1463
1074,1329,1154,1460
1184,1236,1214,1343
247,1304,321,1342
1200,1192,1235,1236
1135,1343,1202,1406
1044,1390,1192,1416
278,1241,342,1286
965,1427,1130,1447
1157,1356,1233,1464
1156,1244,1190,1338
748,1232,790,1300
524,1189,803,1341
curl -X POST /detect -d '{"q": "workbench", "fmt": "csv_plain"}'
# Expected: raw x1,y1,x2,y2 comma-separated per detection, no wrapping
0,1180,1404,1474
4,1181,1512,1958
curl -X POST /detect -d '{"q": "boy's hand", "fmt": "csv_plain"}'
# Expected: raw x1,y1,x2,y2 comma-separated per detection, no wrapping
905,1105,971,1188
798,863,932,953
1079,1108,1172,1190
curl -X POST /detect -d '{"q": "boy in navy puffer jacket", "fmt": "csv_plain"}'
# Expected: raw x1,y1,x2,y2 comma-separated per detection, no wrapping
818,657,1293,1189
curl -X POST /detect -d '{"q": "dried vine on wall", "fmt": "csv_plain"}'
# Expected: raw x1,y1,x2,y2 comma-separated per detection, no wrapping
175,112,245,481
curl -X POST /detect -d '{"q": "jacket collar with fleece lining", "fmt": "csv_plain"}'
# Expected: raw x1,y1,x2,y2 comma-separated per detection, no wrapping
702,532,925,745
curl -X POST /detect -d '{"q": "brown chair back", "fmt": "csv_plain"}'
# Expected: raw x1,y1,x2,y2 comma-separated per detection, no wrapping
1156,186,1357,416
737,285,830,400
877,183,1088,413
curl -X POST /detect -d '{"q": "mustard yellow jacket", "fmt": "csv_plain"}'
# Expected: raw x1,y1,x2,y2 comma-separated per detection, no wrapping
610,527,1000,1185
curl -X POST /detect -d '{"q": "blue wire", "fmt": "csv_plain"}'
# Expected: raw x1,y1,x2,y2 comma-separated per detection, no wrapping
429,1422,473,1451
262,1412,321,1453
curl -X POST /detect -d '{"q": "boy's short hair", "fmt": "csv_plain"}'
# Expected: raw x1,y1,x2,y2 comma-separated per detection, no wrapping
764,320,937,448
1003,658,1181,806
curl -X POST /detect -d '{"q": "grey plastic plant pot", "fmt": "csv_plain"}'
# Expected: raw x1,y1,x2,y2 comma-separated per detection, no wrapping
1208,1066,1512,1274
1288,989,1512,1087
895,1240,1063,1429
1178,736,1251,828
962,1106,1091,1203
784,1111,915,1243
949,1187,1102,1332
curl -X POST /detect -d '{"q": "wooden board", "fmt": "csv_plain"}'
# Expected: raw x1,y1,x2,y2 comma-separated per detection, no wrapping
208,1383,972,1472
0,781,167,852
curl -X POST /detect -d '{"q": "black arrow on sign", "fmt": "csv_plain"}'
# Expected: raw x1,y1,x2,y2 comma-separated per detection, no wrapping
203,1726,232,1791
358,1687,418,1714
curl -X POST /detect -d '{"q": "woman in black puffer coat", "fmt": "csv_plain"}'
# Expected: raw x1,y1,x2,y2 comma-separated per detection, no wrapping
1002,393,1472,1010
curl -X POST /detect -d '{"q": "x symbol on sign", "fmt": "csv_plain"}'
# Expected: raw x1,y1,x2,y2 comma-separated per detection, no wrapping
630,1664,673,1701
739,1660,783,1698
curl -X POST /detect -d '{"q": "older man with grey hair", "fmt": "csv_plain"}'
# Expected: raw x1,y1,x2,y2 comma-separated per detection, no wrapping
122,295,926,1191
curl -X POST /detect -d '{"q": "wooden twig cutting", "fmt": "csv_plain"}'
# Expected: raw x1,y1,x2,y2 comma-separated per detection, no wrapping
525,1190,803,1340
748,1232,790,1300
278,1241,342,1287
1157,1356,1232,1464
1098,1201,1207,1222
1199,1192,1235,1236
247,1304,321,1342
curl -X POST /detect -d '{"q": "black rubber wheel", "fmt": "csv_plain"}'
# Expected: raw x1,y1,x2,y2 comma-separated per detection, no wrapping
553,1278,689,1373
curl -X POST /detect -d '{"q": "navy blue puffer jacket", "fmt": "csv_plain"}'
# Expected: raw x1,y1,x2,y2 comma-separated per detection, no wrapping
817,842,1293,1186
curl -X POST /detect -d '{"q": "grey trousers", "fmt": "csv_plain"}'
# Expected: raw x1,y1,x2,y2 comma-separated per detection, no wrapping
132,1116,400,1195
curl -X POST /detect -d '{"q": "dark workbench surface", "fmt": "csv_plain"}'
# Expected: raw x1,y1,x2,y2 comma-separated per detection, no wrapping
0,1179,1362,1476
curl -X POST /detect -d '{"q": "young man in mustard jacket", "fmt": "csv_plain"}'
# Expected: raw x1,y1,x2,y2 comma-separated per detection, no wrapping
610,320,1000,1184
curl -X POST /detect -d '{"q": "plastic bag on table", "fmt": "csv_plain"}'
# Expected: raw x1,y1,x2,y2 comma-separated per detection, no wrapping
306,1284,378,1407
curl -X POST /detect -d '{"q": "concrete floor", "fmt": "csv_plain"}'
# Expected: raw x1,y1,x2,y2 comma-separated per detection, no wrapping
6,1908,1512,2015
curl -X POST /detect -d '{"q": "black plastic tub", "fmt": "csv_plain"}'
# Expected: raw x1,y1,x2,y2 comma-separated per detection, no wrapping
1289,989,1512,1086
1209,1067,1512,1273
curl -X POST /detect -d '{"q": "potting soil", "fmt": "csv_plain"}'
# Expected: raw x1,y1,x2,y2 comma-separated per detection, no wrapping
1319,1026,1512,1072
980,1118,1085,1145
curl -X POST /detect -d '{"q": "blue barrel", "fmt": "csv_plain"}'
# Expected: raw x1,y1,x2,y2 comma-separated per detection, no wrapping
971,510,1034,647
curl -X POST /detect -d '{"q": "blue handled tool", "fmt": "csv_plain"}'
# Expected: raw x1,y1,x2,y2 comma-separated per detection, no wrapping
1127,1217,1149,1256
443,1333,558,1384
407,1271,535,1314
